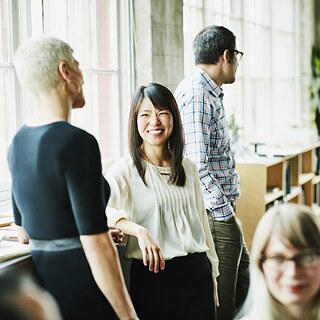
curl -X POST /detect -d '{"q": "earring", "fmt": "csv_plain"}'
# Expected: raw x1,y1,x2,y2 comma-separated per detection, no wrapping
63,80,81,97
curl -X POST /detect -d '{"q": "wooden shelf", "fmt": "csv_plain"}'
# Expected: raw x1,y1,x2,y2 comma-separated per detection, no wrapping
313,175,320,185
284,186,302,202
264,190,284,204
236,142,320,250
299,173,314,185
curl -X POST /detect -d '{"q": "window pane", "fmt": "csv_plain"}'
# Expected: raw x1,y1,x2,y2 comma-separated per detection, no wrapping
72,72,121,159
0,0,10,62
183,4,204,76
0,69,14,181
96,0,117,69
244,0,270,25
40,0,124,160
43,0,68,39
243,23,271,78
184,0,302,141
0,0,17,184
273,0,294,32
0,0,131,198
96,73,120,158
244,79,272,140
273,80,297,127
273,32,295,78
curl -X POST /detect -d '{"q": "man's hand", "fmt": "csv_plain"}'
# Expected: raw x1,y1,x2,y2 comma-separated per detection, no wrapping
108,226,123,243
15,225,29,244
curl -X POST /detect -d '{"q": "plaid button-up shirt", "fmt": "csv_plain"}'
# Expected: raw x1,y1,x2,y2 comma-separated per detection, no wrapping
174,68,240,221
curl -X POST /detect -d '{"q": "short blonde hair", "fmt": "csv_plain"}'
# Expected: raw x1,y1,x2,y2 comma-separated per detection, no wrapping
14,36,74,95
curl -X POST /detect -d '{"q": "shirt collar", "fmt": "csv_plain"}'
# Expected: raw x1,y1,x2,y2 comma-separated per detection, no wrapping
195,67,224,98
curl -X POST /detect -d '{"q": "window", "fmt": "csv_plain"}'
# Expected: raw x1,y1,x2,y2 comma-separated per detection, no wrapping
0,0,132,203
0,0,15,187
183,0,304,145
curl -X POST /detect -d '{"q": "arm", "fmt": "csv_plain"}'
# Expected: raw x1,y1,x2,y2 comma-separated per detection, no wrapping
106,159,165,273
63,136,137,318
115,218,165,273
80,231,138,320
11,195,29,244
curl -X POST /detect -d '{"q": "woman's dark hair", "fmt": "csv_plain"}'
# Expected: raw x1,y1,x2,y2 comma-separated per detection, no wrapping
128,83,186,186
193,25,236,65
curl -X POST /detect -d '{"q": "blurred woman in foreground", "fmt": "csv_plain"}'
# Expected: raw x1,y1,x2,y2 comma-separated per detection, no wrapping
238,203,320,320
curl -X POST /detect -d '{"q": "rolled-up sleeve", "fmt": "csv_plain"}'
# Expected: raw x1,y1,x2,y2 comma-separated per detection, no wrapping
105,161,129,226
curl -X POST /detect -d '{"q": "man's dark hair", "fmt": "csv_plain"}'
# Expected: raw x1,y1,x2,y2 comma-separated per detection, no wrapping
193,25,236,65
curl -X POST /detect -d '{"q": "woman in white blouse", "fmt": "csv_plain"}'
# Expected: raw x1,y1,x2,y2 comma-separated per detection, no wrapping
106,83,219,320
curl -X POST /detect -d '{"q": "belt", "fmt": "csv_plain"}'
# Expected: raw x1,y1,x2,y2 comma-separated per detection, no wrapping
30,237,82,252
207,202,236,223
225,215,236,223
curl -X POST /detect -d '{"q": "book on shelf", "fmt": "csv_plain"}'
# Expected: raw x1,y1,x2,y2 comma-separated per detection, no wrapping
285,163,291,195
0,215,13,227
266,198,284,211
316,147,320,175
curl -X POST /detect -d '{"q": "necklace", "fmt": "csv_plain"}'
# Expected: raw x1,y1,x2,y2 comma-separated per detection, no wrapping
149,162,171,176
142,152,171,176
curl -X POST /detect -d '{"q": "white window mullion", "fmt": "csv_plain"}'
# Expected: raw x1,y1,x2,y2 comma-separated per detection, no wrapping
294,0,302,123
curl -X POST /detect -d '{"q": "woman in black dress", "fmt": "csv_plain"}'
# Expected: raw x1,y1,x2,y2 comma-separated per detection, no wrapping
8,36,138,320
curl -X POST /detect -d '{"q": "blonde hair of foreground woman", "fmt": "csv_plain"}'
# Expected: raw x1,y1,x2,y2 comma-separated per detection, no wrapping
237,203,320,320
0,271,62,320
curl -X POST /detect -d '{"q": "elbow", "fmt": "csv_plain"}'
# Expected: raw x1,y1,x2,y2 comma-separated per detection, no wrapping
80,232,116,256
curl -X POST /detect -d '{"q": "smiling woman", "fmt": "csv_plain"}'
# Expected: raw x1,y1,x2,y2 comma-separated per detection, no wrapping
137,98,174,153
106,83,219,320
237,203,320,320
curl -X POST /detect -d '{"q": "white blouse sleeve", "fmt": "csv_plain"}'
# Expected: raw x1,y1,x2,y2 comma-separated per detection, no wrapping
105,160,129,226
192,161,219,278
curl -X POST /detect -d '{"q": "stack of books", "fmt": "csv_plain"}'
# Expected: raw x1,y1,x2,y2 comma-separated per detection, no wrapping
0,225,30,262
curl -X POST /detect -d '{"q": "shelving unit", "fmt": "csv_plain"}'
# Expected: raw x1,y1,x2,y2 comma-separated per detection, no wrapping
236,142,320,250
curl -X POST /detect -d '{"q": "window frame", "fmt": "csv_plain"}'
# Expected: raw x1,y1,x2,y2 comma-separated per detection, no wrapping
0,0,133,207
182,0,305,145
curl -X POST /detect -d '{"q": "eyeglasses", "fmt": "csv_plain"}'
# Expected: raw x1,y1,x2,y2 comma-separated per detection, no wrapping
261,250,320,270
233,49,244,61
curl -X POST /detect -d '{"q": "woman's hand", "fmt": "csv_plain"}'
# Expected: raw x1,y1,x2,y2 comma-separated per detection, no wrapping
15,225,29,244
137,228,165,273
108,226,123,243
114,218,165,274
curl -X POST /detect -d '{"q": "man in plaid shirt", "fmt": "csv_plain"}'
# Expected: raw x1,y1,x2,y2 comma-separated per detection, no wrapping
175,25,250,320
